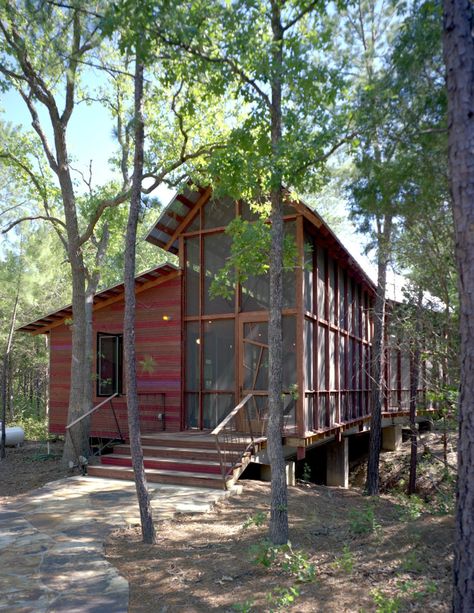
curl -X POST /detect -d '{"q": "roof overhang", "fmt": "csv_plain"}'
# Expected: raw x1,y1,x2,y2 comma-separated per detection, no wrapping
18,263,180,336
145,183,212,254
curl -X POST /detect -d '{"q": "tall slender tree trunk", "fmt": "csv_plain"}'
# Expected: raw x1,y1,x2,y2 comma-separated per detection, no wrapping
267,0,289,546
1,288,19,459
408,289,423,496
123,58,156,545
366,214,392,495
443,1,474,608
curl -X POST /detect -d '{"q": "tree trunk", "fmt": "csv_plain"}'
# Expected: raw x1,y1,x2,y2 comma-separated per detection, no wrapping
267,0,289,546
408,289,423,496
443,1,474,609
123,58,156,545
1,290,19,460
366,214,392,495
59,177,89,467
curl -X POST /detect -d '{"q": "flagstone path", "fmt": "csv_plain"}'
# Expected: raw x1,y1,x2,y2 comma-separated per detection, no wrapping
0,476,235,612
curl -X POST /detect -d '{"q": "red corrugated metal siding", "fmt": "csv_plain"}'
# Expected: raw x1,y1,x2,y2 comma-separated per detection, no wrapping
48,276,182,437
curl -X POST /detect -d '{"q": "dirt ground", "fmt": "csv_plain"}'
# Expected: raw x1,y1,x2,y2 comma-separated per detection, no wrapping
0,440,67,502
0,432,456,612
105,430,455,613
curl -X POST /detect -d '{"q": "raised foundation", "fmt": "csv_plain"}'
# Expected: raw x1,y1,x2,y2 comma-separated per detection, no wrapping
382,425,403,451
326,438,349,488
260,461,296,487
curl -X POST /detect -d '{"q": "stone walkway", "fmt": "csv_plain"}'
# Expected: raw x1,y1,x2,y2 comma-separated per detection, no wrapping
0,476,235,612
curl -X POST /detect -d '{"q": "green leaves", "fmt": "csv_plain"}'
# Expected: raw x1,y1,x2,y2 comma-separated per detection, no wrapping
209,213,298,300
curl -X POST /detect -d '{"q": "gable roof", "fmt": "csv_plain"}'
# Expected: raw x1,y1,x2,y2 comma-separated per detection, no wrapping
18,262,179,336
145,184,376,292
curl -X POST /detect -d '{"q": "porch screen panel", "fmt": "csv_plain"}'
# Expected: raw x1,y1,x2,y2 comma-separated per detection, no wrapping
400,353,410,409
202,394,234,430
347,337,354,417
185,321,201,428
389,350,398,408
203,196,235,229
243,322,268,390
185,322,200,391
347,279,353,332
283,222,296,309
328,258,336,324
241,275,269,311
185,393,199,429
353,286,360,336
304,234,313,313
317,248,326,319
318,324,326,389
185,237,200,316
282,316,297,389
338,268,346,329
203,320,235,391
353,338,360,415
203,233,234,314
304,318,313,391
329,330,336,390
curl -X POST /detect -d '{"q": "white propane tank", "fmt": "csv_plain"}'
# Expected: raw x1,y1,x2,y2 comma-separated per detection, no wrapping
0,423,25,446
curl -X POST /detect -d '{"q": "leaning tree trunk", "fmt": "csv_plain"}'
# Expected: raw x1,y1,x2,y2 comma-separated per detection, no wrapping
123,58,156,545
366,214,392,495
443,1,474,609
266,0,289,546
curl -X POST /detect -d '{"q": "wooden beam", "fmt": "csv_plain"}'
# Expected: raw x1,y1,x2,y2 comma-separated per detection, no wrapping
30,270,181,336
155,222,175,236
167,210,186,224
176,193,195,209
164,186,212,252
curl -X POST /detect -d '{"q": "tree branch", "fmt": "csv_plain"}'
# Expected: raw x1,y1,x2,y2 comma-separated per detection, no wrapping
141,142,225,194
282,1,319,32
153,28,272,110
2,215,67,234
78,189,131,246
295,131,357,175
18,91,59,172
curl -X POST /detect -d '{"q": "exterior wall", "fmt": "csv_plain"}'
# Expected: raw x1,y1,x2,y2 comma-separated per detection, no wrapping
48,275,182,437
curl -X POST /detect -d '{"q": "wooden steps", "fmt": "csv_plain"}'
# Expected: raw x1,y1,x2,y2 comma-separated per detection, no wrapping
87,432,261,490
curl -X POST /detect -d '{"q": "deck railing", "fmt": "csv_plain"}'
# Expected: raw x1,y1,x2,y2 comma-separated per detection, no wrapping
65,392,121,470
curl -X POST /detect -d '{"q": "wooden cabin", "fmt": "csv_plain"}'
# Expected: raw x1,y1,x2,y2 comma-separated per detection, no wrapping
19,186,432,489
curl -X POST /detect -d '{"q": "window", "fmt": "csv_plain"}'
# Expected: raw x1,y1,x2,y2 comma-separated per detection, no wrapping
97,333,123,396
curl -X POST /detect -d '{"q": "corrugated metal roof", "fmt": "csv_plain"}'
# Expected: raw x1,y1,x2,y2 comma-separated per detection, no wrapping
18,262,179,334
145,184,209,254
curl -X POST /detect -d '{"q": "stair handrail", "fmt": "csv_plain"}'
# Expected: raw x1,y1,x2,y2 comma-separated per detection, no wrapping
212,393,267,488
65,392,119,431
211,394,254,438
65,392,121,469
